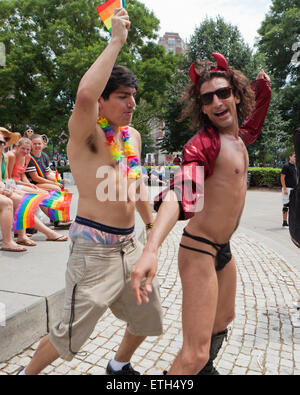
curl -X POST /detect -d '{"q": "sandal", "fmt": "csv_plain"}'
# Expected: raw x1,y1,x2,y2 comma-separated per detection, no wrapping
46,235,68,242
16,239,37,247
1,246,27,252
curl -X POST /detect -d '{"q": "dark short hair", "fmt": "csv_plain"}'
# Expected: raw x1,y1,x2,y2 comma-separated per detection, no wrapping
101,65,138,100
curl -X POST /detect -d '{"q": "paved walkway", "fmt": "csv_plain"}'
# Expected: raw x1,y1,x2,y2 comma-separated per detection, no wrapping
0,220,299,375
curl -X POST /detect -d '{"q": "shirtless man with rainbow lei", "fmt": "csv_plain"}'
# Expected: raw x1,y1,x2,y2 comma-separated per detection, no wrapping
19,8,162,376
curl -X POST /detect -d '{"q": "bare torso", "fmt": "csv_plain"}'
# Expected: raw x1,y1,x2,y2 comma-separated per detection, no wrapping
67,124,141,228
187,132,249,243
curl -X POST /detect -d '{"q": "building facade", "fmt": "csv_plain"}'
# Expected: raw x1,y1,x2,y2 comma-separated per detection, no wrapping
158,32,185,55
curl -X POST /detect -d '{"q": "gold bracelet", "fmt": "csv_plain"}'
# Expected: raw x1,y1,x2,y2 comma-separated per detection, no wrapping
145,223,153,229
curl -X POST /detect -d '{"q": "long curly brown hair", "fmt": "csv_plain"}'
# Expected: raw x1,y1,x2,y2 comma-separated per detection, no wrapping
179,60,255,130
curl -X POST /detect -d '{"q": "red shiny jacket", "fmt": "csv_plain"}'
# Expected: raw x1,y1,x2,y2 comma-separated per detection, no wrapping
154,79,272,220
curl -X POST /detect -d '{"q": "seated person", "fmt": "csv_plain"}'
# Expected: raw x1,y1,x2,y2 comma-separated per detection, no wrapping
0,190,27,252
26,134,71,228
141,165,149,183
26,134,63,192
150,166,166,186
6,137,47,194
24,128,34,139
0,129,68,244
41,134,49,149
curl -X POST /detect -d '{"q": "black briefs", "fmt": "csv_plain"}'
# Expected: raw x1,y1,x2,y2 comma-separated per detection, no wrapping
180,228,232,271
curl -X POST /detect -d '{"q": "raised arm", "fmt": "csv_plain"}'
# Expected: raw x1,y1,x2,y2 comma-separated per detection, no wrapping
239,70,271,146
68,9,130,143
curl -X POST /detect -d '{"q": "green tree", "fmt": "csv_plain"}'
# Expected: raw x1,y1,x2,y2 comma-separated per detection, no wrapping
257,0,300,130
0,0,180,154
187,16,257,78
248,90,291,166
160,17,258,154
258,0,300,86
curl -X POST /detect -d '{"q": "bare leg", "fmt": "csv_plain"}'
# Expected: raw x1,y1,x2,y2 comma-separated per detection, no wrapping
33,183,61,192
24,335,59,375
25,329,144,375
114,329,145,362
168,247,218,375
213,257,237,334
196,257,237,375
32,216,68,241
0,195,27,251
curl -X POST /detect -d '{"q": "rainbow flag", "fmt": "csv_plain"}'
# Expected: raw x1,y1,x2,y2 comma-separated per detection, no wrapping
55,170,62,183
48,207,70,222
40,190,72,211
13,194,47,231
13,191,73,230
97,0,126,34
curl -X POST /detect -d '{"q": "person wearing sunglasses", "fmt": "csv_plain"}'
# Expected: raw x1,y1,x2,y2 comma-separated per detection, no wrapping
0,128,68,249
131,53,271,375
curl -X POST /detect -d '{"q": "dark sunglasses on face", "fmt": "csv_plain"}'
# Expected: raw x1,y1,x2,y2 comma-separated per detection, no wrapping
0,140,6,146
200,87,232,105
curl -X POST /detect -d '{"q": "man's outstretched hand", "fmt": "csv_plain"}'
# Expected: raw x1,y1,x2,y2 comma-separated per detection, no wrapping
131,250,158,305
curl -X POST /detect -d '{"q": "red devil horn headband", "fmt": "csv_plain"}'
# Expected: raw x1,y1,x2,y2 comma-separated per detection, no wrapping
211,52,231,76
189,63,200,90
189,52,231,93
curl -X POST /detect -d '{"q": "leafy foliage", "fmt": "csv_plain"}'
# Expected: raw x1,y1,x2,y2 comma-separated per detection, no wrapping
257,0,300,130
0,0,180,155
160,17,258,153
248,167,281,188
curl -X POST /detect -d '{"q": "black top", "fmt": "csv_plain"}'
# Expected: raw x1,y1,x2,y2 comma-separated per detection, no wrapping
281,162,297,188
25,152,51,184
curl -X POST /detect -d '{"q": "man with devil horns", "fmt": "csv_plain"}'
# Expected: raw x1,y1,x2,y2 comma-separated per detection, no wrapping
131,53,271,375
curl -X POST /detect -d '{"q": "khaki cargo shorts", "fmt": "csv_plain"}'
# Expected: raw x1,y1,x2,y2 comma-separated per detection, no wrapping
49,237,163,361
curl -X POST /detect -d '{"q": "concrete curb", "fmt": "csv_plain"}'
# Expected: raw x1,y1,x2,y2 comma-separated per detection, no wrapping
0,186,145,362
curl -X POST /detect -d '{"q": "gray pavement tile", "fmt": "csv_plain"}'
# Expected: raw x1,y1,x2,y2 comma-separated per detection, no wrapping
0,220,299,375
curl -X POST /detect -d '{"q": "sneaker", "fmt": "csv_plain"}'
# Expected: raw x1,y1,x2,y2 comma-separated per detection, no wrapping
26,227,38,235
53,220,73,229
106,361,140,375
16,367,26,375
293,301,300,310
282,222,289,229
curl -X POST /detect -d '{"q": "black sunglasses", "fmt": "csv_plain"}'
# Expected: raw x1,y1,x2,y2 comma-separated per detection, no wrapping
200,87,232,105
0,140,6,146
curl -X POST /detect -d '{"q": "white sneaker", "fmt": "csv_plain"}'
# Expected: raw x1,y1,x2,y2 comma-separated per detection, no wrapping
293,301,300,309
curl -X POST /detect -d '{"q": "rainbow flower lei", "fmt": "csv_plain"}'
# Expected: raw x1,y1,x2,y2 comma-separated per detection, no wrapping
97,117,140,179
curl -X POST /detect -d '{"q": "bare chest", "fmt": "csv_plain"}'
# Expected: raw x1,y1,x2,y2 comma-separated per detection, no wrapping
215,135,249,178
